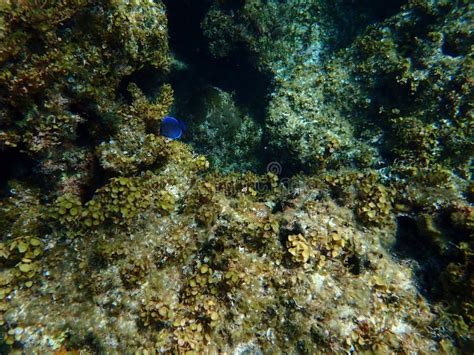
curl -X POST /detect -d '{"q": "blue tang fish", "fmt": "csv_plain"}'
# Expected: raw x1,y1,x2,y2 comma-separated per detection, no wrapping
160,116,187,139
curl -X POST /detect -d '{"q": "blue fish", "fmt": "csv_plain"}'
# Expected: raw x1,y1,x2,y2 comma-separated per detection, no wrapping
160,116,187,139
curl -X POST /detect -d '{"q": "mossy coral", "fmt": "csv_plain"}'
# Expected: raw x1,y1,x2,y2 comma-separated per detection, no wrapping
356,174,394,225
50,193,83,227
49,173,178,231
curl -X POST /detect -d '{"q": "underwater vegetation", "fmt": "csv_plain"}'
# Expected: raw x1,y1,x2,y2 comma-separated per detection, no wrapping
179,85,264,173
0,0,473,353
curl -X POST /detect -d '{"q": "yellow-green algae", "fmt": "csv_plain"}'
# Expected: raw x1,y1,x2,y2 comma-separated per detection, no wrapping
1,173,445,352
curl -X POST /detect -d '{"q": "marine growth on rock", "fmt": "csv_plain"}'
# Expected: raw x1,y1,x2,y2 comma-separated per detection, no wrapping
0,0,472,353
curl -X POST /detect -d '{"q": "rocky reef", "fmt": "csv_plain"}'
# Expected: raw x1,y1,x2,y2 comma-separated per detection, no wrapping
0,0,473,353
203,0,473,175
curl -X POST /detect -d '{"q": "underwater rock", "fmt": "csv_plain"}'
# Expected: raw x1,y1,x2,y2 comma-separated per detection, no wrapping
3,172,442,353
183,86,263,172
0,0,473,353
203,0,473,179
0,0,171,190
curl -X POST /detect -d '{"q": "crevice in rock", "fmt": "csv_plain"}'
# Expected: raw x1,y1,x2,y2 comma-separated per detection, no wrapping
0,148,37,197
392,216,453,302
162,0,273,173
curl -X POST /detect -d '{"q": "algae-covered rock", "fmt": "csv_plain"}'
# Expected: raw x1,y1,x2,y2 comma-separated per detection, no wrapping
0,0,473,353
3,173,445,353
203,0,473,179
183,86,263,172
0,0,171,191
